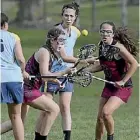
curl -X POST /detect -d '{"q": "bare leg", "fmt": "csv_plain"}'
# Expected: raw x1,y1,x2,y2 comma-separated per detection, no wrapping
59,92,72,131
95,97,108,140
102,96,124,135
21,103,30,123
28,94,59,136
35,93,53,134
0,103,30,134
59,92,72,140
7,103,24,140
0,120,12,134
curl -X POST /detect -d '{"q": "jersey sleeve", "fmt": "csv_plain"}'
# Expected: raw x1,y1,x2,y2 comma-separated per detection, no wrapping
71,26,81,38
12,33,20,41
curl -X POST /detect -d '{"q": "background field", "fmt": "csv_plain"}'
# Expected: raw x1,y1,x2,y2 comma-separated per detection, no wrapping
1,1,139,140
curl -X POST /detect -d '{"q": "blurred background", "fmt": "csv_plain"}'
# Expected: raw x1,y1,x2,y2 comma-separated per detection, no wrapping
1,0,139,140
1,0,139,30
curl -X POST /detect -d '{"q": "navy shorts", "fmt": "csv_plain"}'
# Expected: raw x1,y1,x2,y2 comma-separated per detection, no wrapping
41,78,74,93
1,82,24,104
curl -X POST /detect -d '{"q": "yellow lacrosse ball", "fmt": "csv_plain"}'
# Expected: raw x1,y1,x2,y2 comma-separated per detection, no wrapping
81,29,88,36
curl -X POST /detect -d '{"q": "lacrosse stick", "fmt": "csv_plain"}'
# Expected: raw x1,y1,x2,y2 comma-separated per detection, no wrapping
54,60,92,93
92,75,115,85
97,45,120,60
78,44,97,59
29,60,92,87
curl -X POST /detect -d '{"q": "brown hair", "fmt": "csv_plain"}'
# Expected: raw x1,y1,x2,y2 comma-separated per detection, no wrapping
100,21,138,56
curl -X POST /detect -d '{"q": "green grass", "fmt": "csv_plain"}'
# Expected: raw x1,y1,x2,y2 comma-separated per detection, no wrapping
1,1,139,140
1,29,139,140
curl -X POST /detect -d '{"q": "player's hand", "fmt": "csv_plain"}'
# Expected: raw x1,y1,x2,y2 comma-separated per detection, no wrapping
85,57,99,64
53,79,65,89
64,67,77,75
79,59,89,65
114,80,125,88
22,71,30,79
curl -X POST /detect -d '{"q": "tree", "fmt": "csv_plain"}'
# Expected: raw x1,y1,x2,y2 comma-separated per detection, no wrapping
92,0,96,30
127,0,139,5
120,0,128,27
15,0,42,24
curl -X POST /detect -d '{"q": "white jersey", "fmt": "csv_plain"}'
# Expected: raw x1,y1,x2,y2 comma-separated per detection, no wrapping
0,30,23,82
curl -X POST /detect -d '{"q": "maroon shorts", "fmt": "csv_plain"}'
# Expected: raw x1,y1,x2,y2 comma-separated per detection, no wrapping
24,86,43,103
101,87,132,103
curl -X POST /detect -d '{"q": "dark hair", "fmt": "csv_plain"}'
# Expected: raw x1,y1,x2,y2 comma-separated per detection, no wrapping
1,13,8,27
100,21,138,56
44,28,65,59
62,2,80,17
100,21,116,33
114,27,138,56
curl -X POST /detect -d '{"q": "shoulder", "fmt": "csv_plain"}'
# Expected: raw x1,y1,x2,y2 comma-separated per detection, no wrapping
71,26,81,38
38,47,50,56
11,33,20,41
35,47,50,63
54,24,62,29
115,42,126,52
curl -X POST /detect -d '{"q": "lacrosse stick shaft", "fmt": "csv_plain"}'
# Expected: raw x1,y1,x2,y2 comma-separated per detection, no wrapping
29,75,67,80
92,75,115,85
54,62,79,93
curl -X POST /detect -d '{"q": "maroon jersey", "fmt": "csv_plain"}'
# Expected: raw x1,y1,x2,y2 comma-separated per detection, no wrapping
99,40,132,90
24,47,54,90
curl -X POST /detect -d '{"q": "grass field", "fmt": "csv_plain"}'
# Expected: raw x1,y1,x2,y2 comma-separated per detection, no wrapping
1,1,139,140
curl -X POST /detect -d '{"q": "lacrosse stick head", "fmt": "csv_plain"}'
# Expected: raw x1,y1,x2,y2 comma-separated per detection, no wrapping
100,45,120,60
68,71,92,87
78,44,97,59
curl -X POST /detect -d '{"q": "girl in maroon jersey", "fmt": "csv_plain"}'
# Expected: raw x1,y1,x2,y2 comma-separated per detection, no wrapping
0,28,75,140
87,21,138,140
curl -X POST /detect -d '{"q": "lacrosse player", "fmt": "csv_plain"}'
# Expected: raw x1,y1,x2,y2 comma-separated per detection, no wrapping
86,21,138,140
1,28,76,140
0,13,29,140
35,2,84,140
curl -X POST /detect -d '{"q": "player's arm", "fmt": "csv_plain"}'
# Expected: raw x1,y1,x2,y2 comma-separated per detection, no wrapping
38,49,72,81
84,60,103,73
59,46,78,63
14,40,26,73
116,43,138,83
85,57,99,64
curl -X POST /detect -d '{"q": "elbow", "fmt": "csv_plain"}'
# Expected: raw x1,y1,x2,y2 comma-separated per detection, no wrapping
134,60,138,69
130,59,138,71
17,57,25,65
62,57,67,62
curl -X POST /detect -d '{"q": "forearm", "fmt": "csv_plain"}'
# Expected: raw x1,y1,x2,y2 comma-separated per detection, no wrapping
41,70,68,82
122,62,138,83
86,57,98,64
62,55,78,63
85,61,103,73
18,58,26,73
41,69,68,77
85,65,102,73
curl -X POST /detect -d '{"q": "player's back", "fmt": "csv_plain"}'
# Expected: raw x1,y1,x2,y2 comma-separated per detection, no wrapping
0,30,23,82
1,30,17,68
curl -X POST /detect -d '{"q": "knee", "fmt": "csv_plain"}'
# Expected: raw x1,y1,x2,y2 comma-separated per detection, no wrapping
97,116,104,124
48,103,60,117
60,103,70,114
102,107,111,120
54,104,60,116
9,113,21,121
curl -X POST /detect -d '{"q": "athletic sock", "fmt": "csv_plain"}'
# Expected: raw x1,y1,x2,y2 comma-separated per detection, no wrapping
34,132,40,140
107,134,114,140
39,135,47,140
63,130,71,140
34,132,47,140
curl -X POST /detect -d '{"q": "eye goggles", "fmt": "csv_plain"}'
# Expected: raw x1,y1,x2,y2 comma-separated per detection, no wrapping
100,30,113,35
